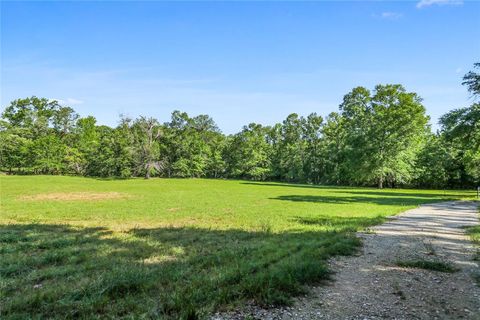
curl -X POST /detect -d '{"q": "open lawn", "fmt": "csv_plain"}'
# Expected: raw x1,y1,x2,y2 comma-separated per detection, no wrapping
0,176,475,319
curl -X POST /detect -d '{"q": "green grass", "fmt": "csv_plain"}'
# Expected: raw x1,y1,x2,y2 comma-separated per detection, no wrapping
467,225,480,261
396,260,459,273
468,225,480,244
466,207,480,284
0,176,474,319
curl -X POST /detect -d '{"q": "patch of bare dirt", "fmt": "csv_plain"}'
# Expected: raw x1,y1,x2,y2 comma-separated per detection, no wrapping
213,201,480,320
19,192,129,201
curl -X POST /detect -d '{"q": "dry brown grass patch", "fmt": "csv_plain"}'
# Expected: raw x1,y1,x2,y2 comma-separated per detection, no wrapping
19,192,129,201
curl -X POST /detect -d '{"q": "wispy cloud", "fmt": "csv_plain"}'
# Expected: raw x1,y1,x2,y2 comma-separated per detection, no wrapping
66,98,84,105
372,12,403,20
416,0,463,9
50,98,84,106
382,12,403,19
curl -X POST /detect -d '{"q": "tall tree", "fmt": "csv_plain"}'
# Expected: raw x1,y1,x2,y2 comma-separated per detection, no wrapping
462,62,480,99
161,111,222,178
319,112,348,185
340,85,429,188
1,97,59,131
132,117,163,179
52,106,79,135
438,63,480,186
414,134,454,188
0,121,31,174
30,135,66,174
224,123,272,180
74,116,99,175
302,113,323,184
271,114,306,182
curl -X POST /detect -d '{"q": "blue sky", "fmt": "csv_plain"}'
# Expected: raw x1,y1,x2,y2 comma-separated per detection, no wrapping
1,1,479,134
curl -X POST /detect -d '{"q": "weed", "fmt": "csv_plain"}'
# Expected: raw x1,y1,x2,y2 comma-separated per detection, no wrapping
396,260,458,273
424,241,436,256
392,281,406,300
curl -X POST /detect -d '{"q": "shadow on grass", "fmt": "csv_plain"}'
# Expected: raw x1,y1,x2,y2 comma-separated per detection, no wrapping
0,221,372,320
241,181,341,190
329,190,472,199
293,215,385,230
242,182,471,199
271,194,457,207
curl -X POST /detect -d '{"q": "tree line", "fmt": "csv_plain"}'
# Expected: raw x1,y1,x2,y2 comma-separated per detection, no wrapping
1,64,479,189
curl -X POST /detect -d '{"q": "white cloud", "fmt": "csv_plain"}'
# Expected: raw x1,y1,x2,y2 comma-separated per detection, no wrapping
372,12,403,20
381,12,403,19
49,98,84,106
416,0,463,9
66,98,84,105
455,67,463,74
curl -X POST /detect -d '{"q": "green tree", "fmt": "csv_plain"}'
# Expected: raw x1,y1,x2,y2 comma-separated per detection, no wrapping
132,117,162,179
74,116,99,175
462,62,480,99
340,85,429,188
205,133,227,178
52,106,79,135
414,134,453,188
437,63,480,186
440,104,480,186
2,97,58,128
271,114,306,182
86,125,131,177
302,113,323,184
224,123,272,180
30,135,66,174
161,111,222,178
0,121,32,174
319,112,348,185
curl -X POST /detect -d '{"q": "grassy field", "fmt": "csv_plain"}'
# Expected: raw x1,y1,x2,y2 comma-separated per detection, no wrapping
0,176,475,319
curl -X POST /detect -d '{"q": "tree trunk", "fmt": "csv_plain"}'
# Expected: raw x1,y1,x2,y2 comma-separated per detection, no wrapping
378,176,383,189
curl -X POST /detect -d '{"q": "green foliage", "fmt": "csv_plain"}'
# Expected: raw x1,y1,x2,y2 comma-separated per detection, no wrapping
466,225,480,244
271,113,307,182
440,103,480,185
224,123,272,180
302,113,324,184
132,116,161,178
0,125,31,173
2,97,59,130
161,111,224,178
414,134,454,188
1,64,479,188
30,135,66,174
340,84,429,188
466,224,480,262
462,62,480,99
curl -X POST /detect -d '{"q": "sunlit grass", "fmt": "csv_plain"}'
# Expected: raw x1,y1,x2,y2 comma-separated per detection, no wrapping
0,176,475,319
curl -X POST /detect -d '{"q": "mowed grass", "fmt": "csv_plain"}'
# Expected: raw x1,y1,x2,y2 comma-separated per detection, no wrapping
0,176,474,319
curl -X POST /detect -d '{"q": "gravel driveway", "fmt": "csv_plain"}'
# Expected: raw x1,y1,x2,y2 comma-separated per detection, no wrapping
214,201,480,320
